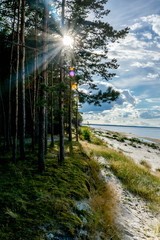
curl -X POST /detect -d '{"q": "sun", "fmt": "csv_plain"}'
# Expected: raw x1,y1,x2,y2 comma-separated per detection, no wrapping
63,35,74,48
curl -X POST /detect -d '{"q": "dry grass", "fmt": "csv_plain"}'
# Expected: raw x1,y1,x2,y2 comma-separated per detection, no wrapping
80,139,160,211
80,140,120,239
90,184,120,239
140,160,151,169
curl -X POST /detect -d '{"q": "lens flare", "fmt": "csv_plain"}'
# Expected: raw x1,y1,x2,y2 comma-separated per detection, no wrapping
69,70,75,77
63,35,74,47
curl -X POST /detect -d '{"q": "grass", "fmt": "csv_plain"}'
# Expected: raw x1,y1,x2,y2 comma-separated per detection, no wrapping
0,140,120,240
80,132,160,211
140,160,151,169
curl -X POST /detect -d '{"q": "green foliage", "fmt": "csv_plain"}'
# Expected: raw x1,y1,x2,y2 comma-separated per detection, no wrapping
81,127,91,142
0,141,118,239
0,144,89,239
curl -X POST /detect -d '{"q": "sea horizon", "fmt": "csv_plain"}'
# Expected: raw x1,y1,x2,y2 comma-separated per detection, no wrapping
83,123,160,129
83,123,160,140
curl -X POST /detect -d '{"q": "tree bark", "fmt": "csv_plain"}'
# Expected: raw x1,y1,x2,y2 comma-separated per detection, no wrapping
32,0,38,151
45,45,48,154
8,4,16,148
59,0,66,163
68,79,72,141
20,0,26,159
13,0,21,163
38,0,48,173
59,53,65,163
51,63,54,146
0,86,7,148
76,99,78,142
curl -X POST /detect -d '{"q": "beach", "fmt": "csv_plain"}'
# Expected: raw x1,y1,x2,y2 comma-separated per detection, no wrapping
92,128,160,172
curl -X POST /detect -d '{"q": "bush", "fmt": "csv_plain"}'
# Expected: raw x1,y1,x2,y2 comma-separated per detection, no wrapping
82,128,91,142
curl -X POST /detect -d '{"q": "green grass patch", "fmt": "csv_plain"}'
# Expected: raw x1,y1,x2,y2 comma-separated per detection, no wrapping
0,140,120,239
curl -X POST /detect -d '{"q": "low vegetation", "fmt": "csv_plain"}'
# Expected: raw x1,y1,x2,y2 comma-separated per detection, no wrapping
80,130,160,212
94,129,160,150
140,160,151,169
0,140,119,240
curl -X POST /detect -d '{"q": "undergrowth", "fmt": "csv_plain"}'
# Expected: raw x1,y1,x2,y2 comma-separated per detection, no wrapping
0,140,119,240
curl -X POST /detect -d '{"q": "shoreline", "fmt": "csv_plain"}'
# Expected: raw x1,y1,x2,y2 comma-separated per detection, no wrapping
91,127,160,146
120,132,160,146
92,128,160,172
85,124,160,142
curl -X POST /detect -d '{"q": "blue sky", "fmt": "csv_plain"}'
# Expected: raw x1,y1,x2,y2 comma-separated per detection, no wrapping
81,0,160,127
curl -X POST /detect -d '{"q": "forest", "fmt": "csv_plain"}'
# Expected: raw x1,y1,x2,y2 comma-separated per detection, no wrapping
0,1,130,239
0,0,128,169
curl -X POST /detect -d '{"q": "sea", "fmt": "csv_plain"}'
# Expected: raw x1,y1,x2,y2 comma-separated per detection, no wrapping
84,124,160,140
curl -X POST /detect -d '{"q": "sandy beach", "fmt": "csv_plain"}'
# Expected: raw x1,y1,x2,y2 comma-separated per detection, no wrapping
93,128,160,172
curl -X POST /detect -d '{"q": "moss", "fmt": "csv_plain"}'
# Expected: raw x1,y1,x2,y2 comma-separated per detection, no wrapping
0,142,90,239
1,140,118,239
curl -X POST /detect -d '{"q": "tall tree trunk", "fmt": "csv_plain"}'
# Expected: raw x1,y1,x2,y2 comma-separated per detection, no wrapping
0,86,7,149
45,49,48,154
50,63,54,146
13,0,21,163
59,0,65,163
8,5,16,148
32,0,38,151
76,99,78,142
20,0,26,159
68,79,72,141
45,2,49,154
38,0,48,173
32,51,37,151
59,54,65,163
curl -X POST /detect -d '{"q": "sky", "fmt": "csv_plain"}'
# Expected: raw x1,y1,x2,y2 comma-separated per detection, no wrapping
81,0,160,127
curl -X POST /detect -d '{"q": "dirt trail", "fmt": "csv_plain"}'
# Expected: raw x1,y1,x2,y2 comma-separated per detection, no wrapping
96,156,160,240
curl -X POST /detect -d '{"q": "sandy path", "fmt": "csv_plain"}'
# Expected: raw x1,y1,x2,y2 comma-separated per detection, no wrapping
96,156,160,240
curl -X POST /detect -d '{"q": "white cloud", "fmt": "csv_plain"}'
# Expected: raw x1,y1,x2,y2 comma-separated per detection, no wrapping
142,32,152,39
130,22,142,30
141,14,160,36
131,62,154,68
82,104,160,127
78,88,90,95
147,73,159,79
146,98,160,103
117,89,140,106
82,14,160,127
140,110,160,119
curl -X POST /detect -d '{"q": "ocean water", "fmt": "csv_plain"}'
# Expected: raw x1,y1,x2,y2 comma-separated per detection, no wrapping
87,124,160,139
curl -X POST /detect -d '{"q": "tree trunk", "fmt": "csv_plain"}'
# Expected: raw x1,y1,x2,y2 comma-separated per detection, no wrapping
13,0,21,163
59,0,66,163
59,53,65,163
45,56,48,154
0,86,7,149
32,51,37,151
20,0,26,159
68,79,72,141
32,0,38,151
38,0,48,173
8,5,16,148
76,87,79,142
51,63,54,146
35,0,39,145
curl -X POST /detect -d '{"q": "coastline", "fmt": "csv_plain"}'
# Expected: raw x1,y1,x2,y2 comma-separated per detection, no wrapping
92,128,160,172
120,132,160,146
85,124,160,141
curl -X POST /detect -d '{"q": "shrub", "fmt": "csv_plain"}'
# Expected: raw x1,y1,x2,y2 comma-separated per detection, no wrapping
82,128,91,142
